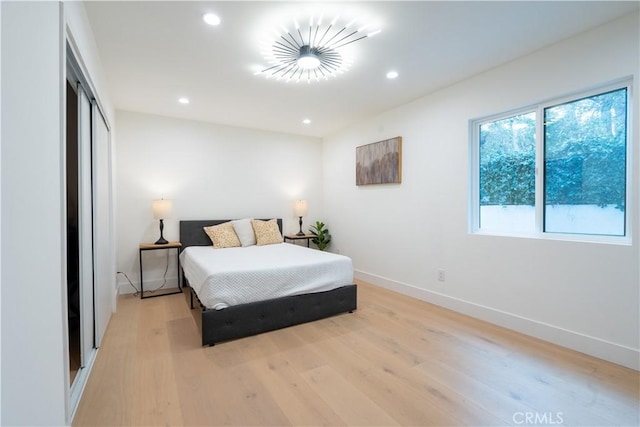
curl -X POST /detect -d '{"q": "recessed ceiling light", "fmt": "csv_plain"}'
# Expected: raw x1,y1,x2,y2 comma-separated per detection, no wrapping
386,70,399,79
178,97,189,104
302,119,311,125
203,13,221,26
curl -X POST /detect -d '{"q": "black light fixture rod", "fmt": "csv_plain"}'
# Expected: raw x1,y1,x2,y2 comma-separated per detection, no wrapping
319,62,339,73
273,47,295,55
312,25,320,47
332,34,367,50
274,58,297,68
280,64,298,78
272,65,294,77
321,57,341,67
296,28,305,46
285,32,301,49
316,24,332,46
327,30,359,49
272,53,296,62
321,57,341,66
272,51,295,59
319,66,337,74
261,63,284,73
281,33,300,51
322,27,346,47
274,41,297,53
277,54,299,62
270,61,297,76
263,59,295,75
322,51,341,58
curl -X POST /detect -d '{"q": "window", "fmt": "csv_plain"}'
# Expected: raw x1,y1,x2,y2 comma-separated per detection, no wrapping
472,82,630,240
543,88,627,235
479,111,536,233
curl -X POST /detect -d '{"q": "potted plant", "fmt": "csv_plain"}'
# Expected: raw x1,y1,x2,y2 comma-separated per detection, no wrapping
309,221,332,251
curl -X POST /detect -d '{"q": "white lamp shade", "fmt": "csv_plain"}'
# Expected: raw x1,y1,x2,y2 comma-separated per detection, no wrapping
294,200,308,217
152,199,172,220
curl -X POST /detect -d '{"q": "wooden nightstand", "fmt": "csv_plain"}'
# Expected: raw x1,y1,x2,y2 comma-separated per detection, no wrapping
139,241,182,299
284,234,314,248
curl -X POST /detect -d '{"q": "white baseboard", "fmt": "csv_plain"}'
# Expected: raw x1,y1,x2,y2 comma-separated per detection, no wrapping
355,270,639,371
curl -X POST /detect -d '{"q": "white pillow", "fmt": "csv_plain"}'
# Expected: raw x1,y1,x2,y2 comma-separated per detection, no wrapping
232,218,256,247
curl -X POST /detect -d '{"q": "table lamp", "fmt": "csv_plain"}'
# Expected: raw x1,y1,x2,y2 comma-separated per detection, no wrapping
294,200,308,236
152,198,172,244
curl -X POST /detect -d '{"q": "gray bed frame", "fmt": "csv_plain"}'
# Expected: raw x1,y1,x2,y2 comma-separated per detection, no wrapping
179,219,357,346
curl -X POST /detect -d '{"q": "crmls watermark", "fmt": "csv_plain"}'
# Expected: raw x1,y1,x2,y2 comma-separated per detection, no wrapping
512,411,564,425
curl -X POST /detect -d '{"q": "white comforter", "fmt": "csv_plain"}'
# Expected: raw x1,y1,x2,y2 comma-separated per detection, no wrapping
180,243,354,310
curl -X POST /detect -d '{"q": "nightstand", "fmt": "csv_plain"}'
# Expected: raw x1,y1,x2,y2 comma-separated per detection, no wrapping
139,241,182,299
284,234,314,248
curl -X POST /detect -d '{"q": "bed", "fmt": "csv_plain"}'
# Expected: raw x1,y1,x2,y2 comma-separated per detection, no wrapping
179,219,357,346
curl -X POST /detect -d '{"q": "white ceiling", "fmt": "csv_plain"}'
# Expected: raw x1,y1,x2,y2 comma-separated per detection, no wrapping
84,1,638,138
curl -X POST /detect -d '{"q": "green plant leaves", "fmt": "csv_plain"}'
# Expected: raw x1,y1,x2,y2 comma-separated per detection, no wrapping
309,220,332,251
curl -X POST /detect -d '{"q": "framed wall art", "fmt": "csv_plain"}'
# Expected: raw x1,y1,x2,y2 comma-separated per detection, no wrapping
356,136,402,185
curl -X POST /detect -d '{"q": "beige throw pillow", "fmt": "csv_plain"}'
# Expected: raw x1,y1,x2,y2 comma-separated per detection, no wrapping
204,222,241,248
251,219,283,246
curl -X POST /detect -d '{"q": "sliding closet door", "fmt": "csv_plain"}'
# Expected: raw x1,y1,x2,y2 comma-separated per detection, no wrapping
92,104,113,346
77,84,94,365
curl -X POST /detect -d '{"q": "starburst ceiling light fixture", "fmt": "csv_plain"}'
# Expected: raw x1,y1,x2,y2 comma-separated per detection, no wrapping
256,13,381,83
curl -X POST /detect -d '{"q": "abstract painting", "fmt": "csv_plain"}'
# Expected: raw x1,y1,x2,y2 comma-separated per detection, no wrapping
356,137,402,185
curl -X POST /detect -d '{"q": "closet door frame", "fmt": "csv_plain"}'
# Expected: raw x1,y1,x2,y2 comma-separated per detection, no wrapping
66,47,97,414
92,102,114,347
65,38,114,419
77,83,94,368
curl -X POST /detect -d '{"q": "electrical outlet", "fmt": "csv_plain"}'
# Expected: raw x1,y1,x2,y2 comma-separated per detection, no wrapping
336,248,341,254
437,269,445,282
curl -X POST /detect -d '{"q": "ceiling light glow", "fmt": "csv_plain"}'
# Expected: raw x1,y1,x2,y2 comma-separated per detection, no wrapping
303,118,311,124
297,46,321,70
298,55,321,70
178,97,190,104
386,70,399,79
203,13,221,26
256,12,381,83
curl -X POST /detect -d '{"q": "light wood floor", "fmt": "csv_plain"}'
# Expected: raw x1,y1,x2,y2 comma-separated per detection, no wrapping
73,281,639,426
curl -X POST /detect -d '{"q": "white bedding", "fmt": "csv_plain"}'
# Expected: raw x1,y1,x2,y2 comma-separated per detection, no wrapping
180,243,354,310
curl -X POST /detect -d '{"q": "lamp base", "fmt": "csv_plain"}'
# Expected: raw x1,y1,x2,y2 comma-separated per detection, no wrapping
155,219,168,244
297,216,304,236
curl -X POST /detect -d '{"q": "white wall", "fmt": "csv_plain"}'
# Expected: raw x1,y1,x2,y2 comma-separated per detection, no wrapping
64,2,115,124
115,111,323,292
1,2,67,425
322,13,639,369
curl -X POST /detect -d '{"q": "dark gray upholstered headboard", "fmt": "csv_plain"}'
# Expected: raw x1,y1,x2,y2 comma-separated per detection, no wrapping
179,219,283,249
